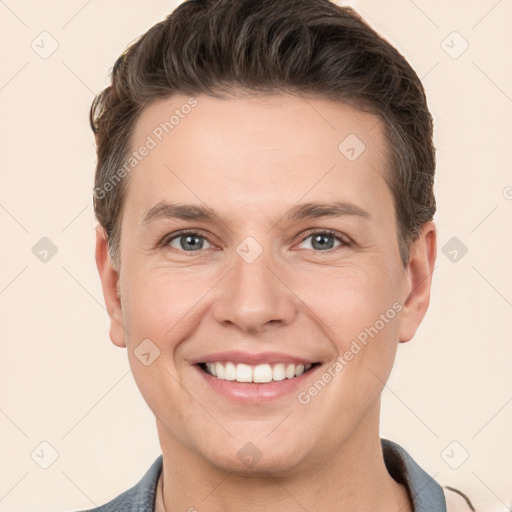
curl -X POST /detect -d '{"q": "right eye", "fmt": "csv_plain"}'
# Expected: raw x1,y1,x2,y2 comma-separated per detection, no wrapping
165,231,214,252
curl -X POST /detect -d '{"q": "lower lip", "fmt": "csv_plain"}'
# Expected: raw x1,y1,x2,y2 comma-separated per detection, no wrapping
194,364,321,403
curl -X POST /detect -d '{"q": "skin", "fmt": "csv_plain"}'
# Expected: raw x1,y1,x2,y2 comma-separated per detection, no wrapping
96,93,436,511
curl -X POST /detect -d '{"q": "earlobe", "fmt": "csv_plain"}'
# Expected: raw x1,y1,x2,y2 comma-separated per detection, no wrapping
398,221,437,344
95,226,126,348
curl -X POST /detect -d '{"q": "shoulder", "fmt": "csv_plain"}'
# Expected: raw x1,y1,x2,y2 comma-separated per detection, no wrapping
72,455,163,512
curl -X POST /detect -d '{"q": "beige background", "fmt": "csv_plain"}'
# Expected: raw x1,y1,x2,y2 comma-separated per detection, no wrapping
0,1,511,511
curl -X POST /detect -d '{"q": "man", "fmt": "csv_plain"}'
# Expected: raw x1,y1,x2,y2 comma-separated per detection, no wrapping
85,0,474,510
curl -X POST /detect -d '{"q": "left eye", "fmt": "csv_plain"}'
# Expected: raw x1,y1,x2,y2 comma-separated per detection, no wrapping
298,231,347,251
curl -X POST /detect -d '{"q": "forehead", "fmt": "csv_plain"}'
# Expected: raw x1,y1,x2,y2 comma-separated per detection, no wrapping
125,93,392,223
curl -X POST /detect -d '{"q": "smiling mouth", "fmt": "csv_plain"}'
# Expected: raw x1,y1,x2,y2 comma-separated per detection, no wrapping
197,361,320,383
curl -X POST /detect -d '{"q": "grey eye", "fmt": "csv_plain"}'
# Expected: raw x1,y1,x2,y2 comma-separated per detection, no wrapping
168,233,211,251
299,232,342,251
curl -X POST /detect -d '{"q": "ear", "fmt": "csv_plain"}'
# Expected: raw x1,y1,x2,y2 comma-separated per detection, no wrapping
398,221,437,343
95,225,126,348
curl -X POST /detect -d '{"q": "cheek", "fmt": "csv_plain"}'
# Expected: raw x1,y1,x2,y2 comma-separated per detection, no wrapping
121,265,212,346
294,262,401,345
298,263,402,411
121,269,202,434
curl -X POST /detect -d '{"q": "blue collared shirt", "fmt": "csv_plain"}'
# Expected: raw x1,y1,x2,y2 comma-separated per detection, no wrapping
78,439,447,511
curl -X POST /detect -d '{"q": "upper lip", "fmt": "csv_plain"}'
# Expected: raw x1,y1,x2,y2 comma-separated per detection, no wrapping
190,351,318,366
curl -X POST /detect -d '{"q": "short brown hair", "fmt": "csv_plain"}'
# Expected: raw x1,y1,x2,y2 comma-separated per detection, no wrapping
90,0,436,268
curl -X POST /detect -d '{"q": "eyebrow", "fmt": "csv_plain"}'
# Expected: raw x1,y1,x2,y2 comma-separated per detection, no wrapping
141,200,371,227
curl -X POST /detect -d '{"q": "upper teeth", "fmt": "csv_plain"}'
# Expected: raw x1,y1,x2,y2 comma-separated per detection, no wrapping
204,362,313,383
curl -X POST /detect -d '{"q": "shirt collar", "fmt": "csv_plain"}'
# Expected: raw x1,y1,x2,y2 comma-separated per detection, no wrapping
92,439,446,511
382,438,446,511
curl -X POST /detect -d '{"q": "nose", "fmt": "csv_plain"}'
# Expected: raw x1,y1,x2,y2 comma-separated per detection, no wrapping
212,246,297,333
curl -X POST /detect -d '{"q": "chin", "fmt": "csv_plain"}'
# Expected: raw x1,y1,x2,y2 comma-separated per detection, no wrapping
199,434,309,476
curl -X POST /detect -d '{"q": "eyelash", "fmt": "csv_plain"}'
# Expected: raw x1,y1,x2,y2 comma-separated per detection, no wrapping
161,229,351,254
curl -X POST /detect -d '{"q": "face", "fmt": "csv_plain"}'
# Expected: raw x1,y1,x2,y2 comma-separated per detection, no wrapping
96,93,436,475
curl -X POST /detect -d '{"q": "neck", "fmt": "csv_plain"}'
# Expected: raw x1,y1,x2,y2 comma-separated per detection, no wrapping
155,411,412,512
